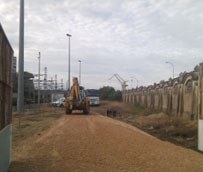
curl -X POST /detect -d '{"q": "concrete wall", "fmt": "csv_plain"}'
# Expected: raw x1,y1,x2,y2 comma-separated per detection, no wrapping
123,70,199,120
0,125,12,172
198,63,203,151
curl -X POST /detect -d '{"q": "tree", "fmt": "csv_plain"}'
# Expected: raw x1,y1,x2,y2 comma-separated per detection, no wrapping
99,86,122,101
13,71,35,105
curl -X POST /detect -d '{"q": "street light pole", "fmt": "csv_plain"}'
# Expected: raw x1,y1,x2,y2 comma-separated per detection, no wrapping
38,52,41,105
131,77,139,88
134,77,139,88
66,33,72,91
17,0,24,112
166,61,174,79
131,77,133,89
78,60,81,85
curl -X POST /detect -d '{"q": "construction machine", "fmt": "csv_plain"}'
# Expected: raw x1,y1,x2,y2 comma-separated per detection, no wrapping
65,77,89,114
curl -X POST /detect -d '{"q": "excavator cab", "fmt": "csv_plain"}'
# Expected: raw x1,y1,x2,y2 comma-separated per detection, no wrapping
65,77,89,114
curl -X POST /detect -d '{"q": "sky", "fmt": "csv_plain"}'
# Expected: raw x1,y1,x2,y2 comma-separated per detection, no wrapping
0,0,203,90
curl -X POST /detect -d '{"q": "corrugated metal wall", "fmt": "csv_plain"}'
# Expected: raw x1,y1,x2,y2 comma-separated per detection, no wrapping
0,23,13,130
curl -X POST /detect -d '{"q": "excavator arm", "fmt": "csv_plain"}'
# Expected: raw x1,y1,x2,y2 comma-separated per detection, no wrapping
69,78,80,101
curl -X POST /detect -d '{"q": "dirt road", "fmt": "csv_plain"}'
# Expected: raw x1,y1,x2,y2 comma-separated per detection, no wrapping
9,112,203,172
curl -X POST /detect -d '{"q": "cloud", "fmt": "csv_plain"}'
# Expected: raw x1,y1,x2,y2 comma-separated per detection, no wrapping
0,0,203,90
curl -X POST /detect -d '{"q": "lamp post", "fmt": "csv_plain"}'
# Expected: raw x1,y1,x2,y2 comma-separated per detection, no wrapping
131,77,133,89
166,61,174,79
66,33,72,91
134,77,139,88
78,60,81,85
131,77,139,88
17,0,24,112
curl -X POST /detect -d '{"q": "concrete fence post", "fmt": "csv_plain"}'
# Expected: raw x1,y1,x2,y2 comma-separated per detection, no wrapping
198,63,203,151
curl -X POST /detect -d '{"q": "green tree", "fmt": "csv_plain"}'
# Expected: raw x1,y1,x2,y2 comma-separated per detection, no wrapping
99,86,122,101
13,72,35,105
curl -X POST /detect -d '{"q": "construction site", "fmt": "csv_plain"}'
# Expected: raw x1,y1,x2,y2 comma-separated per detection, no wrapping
1,1,203,172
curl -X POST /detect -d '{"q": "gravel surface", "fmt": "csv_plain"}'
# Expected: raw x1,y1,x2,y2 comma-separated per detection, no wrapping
9,112,203,172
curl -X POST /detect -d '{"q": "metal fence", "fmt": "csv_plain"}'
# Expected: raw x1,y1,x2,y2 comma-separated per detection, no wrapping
0,23,13,130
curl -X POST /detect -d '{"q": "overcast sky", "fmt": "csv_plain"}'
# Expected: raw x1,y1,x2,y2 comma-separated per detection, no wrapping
1,0,203,90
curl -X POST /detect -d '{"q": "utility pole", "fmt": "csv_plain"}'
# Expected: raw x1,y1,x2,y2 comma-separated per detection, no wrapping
78,60,81,85
132,77,138,88
61,79,63,90
38,52,41,105
44,67,47,90
66,33,72,91
51,77,53,90
135,78,138,88
131,77,133,89
55,74,57,90
17,0,24,112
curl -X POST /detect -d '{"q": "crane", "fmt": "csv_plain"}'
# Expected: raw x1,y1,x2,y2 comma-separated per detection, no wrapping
109,74,128,91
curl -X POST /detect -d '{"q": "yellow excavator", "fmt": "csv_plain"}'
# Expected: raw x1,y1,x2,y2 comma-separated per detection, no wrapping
65,77,89,114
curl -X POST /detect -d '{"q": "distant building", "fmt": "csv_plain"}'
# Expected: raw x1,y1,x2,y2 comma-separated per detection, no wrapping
12,56,17,73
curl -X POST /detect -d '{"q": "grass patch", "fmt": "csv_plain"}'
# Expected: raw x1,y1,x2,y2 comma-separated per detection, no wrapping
130,103,160,116
12,106,64,148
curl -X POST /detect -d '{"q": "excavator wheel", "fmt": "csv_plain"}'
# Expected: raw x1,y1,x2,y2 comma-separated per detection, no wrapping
83,98,89,115
65,109,72,115
83,104,90,114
